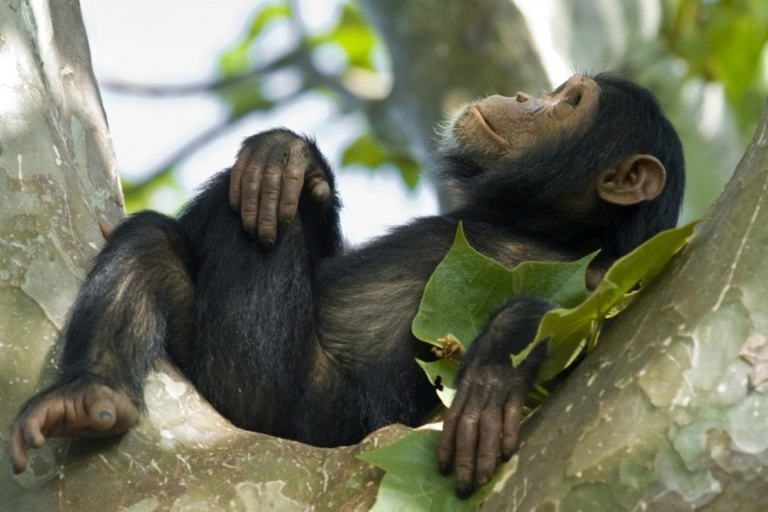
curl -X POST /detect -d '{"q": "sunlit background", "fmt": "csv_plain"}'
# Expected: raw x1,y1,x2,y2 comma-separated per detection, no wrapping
81,0,440,245
80,0,768,244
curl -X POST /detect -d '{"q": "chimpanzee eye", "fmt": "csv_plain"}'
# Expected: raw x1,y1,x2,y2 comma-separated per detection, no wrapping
566,93,582,107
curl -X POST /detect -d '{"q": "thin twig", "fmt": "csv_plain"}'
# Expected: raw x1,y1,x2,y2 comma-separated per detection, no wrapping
102,49,303,97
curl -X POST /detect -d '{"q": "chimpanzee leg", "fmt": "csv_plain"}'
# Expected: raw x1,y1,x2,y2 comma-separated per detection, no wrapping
9,211,195,473
60,211,195,399
178,167,342,439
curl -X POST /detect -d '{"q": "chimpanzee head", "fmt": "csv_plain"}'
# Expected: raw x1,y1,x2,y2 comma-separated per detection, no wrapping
438,73,685,256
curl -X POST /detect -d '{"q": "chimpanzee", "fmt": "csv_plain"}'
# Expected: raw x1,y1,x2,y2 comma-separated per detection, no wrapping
9,73,684,498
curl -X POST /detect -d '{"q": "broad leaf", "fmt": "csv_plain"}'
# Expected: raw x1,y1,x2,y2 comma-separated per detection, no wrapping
358,429,495,512
513,221,699,382
416,359,459,407
412,222,595,408
412,222,594,349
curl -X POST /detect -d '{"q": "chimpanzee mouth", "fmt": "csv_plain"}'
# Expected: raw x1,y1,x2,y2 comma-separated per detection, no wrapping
470,106,508,146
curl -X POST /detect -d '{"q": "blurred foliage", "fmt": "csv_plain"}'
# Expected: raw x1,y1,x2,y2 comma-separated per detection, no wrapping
123,0,421,211
121,167,181,213
308,4,378,70
662,0,768,138
342,132,421,189
121,0,768,213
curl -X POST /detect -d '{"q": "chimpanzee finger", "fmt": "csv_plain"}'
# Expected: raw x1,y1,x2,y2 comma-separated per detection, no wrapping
9,422,30,474
258,149,287,249
501,388,526,460
306,167,330,203
240,159,264,236
229,145,252,210
22,420,47,449
85,384,139,434
9,401,53,474
454,390,489,498
438,378,471,474
98,218,114,240
278,142,309,227
84,385,119,431
475,392,503,486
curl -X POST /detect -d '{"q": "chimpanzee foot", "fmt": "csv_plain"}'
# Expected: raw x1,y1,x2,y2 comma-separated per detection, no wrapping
8,376,139,474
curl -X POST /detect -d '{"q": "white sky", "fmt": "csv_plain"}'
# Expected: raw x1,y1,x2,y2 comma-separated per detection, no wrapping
80,0,439,245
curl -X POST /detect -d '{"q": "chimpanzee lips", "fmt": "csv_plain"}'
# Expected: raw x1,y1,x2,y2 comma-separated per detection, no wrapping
470,106,508,146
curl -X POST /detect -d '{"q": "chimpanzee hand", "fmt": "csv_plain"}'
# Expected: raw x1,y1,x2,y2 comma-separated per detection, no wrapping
9,375,139,474
436,296,551,498
229,129,331,249
437,362,530,498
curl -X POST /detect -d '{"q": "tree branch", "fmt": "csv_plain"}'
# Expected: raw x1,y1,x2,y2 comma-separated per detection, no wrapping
101,48,304,97
121,118,235,196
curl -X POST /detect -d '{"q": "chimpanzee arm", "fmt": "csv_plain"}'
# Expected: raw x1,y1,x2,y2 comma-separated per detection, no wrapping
437,296,553,498
9,213,194,473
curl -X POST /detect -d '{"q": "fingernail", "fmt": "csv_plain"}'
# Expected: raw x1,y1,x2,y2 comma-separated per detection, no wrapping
501,451,512,461
260,239,275,251
100,410,113,423
456,484,473,499
478,476,489,486
439,463,451,475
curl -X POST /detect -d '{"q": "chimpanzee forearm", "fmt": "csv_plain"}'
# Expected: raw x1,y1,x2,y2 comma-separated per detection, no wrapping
459,296,552,380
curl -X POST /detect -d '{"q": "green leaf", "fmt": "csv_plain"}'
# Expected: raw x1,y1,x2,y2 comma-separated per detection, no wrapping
395,158,421,190
511,255,596,309
342,131,422,188
416,359,459,407
412,223,517,347
662,0,768,138
216,76,275,120
219,3,292,78
412,223,595,349
309,3,378,70
122,166,180,213
342,132,390,168
358,429,495,512
248,3,291,38
220,41,252,79
512,221,699,382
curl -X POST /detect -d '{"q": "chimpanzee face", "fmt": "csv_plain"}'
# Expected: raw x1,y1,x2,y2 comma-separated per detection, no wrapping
444,75,600,162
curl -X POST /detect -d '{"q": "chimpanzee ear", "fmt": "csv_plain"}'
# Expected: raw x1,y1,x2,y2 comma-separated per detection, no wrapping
597,154,666,206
